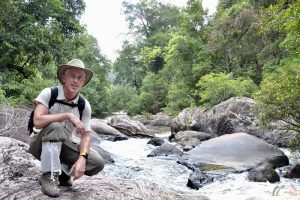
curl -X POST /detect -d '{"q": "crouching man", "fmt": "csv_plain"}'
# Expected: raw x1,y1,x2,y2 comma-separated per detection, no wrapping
29,59,105,197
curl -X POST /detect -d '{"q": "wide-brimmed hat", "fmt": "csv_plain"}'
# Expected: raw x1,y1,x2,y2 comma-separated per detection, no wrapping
57,59,93,86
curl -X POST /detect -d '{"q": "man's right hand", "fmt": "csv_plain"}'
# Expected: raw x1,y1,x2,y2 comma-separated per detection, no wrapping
67,113,85,135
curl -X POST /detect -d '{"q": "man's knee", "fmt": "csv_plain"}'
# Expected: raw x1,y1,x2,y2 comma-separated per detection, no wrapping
85,151,105,176
41,122,69,142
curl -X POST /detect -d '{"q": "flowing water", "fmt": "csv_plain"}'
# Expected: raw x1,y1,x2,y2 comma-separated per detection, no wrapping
99,127,300,200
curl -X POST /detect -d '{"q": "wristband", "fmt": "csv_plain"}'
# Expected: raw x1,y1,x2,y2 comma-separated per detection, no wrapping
79,152,88,159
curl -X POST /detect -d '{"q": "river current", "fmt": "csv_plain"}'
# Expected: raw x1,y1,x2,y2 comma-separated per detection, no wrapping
98,127,300,200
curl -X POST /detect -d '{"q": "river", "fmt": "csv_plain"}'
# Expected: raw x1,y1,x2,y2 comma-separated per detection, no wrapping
98,126,300,200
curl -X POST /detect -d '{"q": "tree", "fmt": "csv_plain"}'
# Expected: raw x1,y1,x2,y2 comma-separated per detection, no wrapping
196,72,258,108
255,57,300,132
113,41,146,90
122,0,180,40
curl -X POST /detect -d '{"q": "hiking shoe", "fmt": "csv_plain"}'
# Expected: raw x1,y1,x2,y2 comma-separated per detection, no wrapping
59,171,73,187
39,172,60,197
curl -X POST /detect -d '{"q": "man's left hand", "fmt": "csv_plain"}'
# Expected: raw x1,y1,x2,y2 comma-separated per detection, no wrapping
72,156,86,180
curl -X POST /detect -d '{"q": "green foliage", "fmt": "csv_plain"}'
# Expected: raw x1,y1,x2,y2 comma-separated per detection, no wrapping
164,82,194,115
0,0,85,73
113,41,145,90
125,72,167,115
122,0,181,39
140,46,163,73
254,56,300,131
262,0,300,55
196,72,258,108
108,85,137,112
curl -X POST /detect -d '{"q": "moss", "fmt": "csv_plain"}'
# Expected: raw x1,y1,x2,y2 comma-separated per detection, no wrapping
199,163,230,171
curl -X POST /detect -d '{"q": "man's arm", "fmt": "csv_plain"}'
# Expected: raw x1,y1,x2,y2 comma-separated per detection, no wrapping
34,102,84,132
73,131,91,180
33,102,69,129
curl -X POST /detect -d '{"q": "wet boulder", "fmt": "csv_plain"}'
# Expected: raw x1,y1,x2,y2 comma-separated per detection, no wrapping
283,164,300,178
247,163,280,183
180,133,288,171
187,169,214,189
147,137,165,146
108,116,154,138
147,144,183,157
91,119,129,141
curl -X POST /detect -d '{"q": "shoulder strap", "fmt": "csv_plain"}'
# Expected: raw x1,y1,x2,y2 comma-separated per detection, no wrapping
78,95,85,120
49,86,59,109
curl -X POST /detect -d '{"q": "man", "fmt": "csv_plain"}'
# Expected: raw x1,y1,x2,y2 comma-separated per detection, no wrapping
29,59,105,197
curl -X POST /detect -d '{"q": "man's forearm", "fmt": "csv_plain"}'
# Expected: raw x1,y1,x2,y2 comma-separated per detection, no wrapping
79,131,91,155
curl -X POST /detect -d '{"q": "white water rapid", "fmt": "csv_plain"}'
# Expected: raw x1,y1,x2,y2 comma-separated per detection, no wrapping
99,130,300,200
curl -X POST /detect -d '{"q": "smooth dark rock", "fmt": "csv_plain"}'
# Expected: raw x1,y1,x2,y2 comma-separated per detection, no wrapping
147,144,183,157
147,137,165,146
248,163,280,183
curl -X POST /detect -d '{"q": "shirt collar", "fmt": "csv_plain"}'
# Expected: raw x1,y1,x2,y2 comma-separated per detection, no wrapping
57,85,80,103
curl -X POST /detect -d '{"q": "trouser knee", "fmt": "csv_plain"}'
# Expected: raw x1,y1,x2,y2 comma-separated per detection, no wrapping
41,122,69,142
85,151,105,176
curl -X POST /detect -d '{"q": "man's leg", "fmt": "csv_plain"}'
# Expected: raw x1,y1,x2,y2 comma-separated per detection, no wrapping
29,122,69,197
60,140,105,176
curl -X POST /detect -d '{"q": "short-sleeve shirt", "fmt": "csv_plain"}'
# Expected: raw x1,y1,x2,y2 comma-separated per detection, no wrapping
34,85,92,144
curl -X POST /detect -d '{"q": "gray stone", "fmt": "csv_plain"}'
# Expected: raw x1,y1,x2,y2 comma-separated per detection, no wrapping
180,133,288,171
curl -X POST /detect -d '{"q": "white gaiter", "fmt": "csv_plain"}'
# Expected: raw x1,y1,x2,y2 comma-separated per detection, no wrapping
41,142,62,180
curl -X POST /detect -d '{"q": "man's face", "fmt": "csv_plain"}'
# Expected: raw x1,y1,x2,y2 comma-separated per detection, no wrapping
62,68,86,93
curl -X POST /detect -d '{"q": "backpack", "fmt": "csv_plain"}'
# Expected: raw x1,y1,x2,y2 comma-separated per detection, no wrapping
27,86,85,135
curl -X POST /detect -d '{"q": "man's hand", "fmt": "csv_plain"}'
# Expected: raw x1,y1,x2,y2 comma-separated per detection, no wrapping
67,113,85,135
71,156,86,180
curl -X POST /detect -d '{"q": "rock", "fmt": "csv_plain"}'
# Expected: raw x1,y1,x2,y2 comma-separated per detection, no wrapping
247,163,280,183
283,164,300,178
180,133,288,171
108,116,154,138
91,119,129,141
147,144,183,157
170,97,297,147
187,169,214,189
173,131,212,149
147,137,165,146
0,106,30,144
249,129,298,148
91,144,115,164
170,107,205,137
133,112,173,126
150,112,173,126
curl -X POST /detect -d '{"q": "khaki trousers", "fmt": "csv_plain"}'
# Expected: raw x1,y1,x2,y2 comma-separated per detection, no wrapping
29,122,104,176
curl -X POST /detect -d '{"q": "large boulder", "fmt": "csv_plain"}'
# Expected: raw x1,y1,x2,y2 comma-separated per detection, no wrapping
173,131,213,150
170,107,205,136
180,133,289,171
170,97,297,147
108,116,154,138
91,119,129,141
0,136,207,200
0,106,30,144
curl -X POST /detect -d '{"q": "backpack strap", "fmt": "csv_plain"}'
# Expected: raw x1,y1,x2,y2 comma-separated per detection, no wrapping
49,86,59,109
77,95,85,120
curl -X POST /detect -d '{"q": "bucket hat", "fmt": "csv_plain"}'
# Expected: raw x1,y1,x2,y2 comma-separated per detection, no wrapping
57,59,93,86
